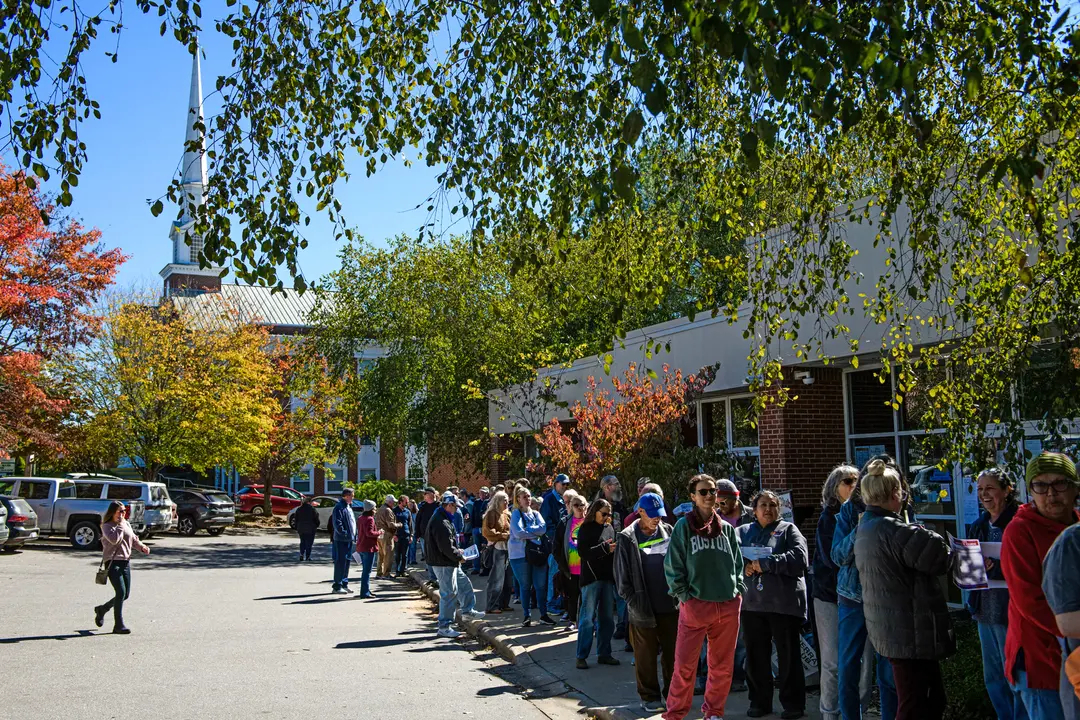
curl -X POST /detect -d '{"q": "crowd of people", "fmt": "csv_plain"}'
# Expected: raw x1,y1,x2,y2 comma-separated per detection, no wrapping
265,451,1080,720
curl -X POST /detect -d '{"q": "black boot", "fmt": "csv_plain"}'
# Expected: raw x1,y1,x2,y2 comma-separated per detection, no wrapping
94,605,106,628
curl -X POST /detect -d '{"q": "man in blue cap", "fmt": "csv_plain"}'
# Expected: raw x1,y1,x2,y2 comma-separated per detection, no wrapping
614,491,677,714
541,473,572,613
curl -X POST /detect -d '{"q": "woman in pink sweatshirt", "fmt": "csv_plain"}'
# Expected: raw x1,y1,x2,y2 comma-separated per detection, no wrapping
94,501,150,634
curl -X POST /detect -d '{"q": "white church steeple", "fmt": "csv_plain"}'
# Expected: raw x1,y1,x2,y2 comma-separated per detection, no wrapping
161,42,223,297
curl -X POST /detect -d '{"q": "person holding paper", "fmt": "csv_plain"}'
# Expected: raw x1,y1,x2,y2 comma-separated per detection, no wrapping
356,499,381,599
574,498,620,669
662,473,745,720
967,468,1026,720
425,490,484,638
1002,452,1080,720
855,459,954,720
736,489,810,719
614,491,677,713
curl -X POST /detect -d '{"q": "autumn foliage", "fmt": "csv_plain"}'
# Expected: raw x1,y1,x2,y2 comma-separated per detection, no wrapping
0,163,125,453
529,363,715,493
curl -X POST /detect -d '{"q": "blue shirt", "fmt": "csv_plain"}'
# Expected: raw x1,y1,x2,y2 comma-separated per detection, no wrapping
509,508,546,560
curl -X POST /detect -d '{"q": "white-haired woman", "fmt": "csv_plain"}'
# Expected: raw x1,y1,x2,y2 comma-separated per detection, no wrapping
855,459,954,720
813,464,860,720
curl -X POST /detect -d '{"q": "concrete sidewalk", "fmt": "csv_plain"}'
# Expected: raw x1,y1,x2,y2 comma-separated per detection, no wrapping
407,567,826,720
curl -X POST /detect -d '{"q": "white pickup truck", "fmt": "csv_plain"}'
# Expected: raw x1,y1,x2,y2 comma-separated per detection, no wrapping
0,477,146,549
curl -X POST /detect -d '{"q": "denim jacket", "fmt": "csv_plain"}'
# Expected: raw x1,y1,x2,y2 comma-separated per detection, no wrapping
833,494,915,603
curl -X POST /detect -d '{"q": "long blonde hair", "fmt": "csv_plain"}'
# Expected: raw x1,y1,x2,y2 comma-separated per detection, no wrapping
485,490,509,529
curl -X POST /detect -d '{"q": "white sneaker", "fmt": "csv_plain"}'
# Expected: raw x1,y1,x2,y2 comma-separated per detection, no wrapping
463,610,485,619
436,627,462,638
704,716,723,720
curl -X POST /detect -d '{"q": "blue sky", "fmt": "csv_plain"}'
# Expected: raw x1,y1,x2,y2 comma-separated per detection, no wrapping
12,11,444,290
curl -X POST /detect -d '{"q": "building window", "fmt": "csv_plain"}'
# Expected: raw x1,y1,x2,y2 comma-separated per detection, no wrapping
730,397,759,449
697,395,761,489
325,464,346,494
700,401,727,447
291,467,313,494
359,468,377,483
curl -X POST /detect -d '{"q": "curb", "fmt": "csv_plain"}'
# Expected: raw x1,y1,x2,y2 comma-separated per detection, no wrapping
406,568,536,667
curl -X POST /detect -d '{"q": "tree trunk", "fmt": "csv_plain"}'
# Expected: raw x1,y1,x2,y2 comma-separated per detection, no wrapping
262,468,274,516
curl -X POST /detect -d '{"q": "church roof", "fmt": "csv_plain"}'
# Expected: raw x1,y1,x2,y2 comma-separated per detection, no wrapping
172,283,332,332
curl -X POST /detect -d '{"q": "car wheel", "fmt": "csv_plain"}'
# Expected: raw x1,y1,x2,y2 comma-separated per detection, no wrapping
70,521,100,550
206,527,224,536
137,530,153,541
251,505,266,516
178,515,197,536
288,514,297,530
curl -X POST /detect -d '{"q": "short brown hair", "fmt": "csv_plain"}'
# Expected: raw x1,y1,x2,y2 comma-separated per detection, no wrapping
688,473,715,497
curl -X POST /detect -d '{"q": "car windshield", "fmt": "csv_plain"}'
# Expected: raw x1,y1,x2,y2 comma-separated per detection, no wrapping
282,488,302,500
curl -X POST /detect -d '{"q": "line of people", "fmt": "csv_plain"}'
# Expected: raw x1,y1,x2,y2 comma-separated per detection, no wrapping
296,450,1080,720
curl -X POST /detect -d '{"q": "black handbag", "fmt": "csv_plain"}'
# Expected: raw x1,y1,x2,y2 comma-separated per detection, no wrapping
481,544,494,570
525,535,551,567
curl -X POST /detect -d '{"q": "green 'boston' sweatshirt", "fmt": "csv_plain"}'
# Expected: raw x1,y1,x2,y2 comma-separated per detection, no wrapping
664,514,745,604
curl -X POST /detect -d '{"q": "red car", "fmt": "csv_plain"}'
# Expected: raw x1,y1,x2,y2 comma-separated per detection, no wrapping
234,485,306,515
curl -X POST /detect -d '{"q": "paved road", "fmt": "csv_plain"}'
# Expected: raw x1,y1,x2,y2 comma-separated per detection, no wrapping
0,531,578,720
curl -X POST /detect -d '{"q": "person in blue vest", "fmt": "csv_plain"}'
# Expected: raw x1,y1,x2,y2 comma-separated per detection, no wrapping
331,488,358,594
393,494,412,577
541,474,571,613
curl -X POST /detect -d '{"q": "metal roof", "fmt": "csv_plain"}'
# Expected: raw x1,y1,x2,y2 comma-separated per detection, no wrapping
172,284,334,331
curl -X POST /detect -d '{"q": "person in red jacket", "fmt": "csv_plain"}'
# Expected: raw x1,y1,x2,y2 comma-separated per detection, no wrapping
356,500,382,599
1002,452,1080,720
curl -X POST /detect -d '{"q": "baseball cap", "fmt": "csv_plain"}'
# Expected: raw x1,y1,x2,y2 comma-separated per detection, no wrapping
637,492,668,519
554,473,571,486
424,486,437,494
441,491,462,506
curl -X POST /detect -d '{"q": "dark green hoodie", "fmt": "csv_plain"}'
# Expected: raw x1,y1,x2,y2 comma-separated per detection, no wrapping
664,512,745,604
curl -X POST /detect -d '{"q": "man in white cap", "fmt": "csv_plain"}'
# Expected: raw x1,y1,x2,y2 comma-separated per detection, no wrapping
375,494,402,579
425,491,484,638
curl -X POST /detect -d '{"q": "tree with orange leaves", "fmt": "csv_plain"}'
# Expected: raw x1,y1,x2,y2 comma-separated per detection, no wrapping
529,362,716,495
0,163,126,455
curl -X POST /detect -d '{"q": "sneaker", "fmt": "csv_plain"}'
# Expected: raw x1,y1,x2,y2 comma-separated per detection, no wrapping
641,700,666,713
612,627,627,640
704,716,723,720
94,606,106,628
436,628,462,638
463,610,485,619
780,712,805,720
513,597,521,604
597,655,621,666
331,587,343,594
360,592,377,599
522,619,532,628
538,614,556,625
342,586,354,594
576,658,589,669
566,622,577,631
112,626,131,635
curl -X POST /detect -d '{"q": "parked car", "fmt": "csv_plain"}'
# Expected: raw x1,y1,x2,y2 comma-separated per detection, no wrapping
77,478,176,539
286,496,362,531
0,496,39,551
171,488,235,536
0,501,8,547
234,485,306,515
0,477,146,549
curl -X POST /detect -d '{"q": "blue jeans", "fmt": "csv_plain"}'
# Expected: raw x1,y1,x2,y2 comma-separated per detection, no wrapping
407,536,417,564
509,558,548,620
616,595,628,632
432,564,476,629
359,551,376,596
332,540,353,590
978,622,1028,720
1012,670,1065,720
837,600,897,720
547,553,561,609
576,580,616,659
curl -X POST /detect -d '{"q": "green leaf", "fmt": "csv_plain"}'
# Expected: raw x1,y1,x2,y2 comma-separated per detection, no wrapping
589,0,611,20
612,165,638,201
644,82,668,116
621,109,645,144
150,200,164,217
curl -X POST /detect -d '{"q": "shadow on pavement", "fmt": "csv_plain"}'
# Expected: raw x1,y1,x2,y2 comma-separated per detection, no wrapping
133,542,316,571
334,638,417,650
254,592,328,601
0,630,96,644
476,685,519,697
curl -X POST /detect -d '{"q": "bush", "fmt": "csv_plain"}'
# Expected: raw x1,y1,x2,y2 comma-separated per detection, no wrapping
941,613,996,720
345,479,407,505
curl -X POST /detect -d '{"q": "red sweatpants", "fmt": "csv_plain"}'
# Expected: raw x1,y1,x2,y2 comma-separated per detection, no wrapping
663,595,742,720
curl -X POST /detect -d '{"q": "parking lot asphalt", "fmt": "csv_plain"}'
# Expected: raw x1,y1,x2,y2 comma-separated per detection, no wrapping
0,530,572,720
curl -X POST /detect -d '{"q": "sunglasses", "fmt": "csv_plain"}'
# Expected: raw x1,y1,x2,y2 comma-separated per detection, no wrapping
696,488,718,496
1030,479,1075,495
600,512,611,518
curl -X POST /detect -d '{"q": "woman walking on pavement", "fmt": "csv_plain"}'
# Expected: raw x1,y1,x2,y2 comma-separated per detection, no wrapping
575,498,621,669
663,473,745,720
94,501,150,634
295,496,319,561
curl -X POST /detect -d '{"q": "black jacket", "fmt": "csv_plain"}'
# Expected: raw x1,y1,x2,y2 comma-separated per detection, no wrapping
294,503,319,534
424,507,462,567
578,520,616,587
553,516,572,578
812,504,840,603
855,504,955,660
414,501,438,540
